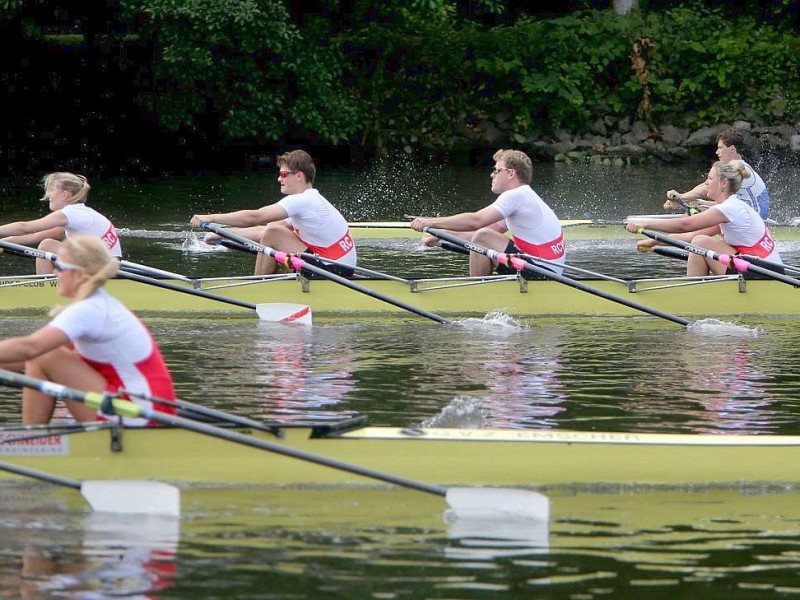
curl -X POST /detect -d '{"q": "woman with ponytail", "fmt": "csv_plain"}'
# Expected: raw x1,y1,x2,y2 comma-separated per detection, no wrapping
0,172,122,274
627,160,783,277
0,235,175,425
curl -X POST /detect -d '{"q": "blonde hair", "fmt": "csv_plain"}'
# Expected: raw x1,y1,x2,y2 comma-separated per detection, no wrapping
713,160,751,194
49,235,119,315
41,172,91,205
492,149,533,184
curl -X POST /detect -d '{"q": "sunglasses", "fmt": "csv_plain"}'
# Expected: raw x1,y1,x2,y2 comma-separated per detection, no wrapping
278,170,298,179
53,260,81,272
491,167,513,175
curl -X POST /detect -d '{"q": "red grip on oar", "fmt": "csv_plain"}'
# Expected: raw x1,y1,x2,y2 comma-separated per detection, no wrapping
496,252,511,267
731,256,751,271
509,255,528,271
274,250,292,269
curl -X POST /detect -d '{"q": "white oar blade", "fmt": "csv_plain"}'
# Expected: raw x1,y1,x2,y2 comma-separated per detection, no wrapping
81,481,181,517
256,303,312,325
445,487,549,521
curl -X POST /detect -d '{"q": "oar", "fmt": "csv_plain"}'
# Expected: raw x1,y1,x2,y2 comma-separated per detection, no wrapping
0,369,548,521
0,239,312,324
638,229,800,288
652,246,689,261
217,239,414,284
0,460,180,516
424,227,690,327
119,260,194,282
665,192,702,215
200,222,453,325
738,253,800,276
118,388,284,437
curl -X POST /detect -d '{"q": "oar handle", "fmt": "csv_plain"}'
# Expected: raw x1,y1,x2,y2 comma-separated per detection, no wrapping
201,222,452,324
425,227,690,327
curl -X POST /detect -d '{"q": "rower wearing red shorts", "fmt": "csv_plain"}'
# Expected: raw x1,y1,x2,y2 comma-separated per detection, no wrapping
411,148,565,278
0,235,176,426
191,149,356,277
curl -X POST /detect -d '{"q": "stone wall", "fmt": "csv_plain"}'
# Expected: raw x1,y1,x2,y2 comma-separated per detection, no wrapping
525,120,800,166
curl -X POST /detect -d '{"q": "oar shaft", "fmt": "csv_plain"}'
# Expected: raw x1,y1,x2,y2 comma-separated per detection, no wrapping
640,229,800,288
117,270,258,310
426,228,690,327
0,369,447,498
0,239,259,312
120,260,193,282
0,460,81,490
122,390,283,437
219,239,411,283
202,223,452,324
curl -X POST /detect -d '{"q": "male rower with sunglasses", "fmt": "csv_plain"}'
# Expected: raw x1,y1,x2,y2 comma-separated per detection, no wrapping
190,149,356,277
411,149,565,278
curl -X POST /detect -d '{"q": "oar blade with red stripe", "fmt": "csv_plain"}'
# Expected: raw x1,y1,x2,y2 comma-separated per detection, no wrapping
256,303,312,325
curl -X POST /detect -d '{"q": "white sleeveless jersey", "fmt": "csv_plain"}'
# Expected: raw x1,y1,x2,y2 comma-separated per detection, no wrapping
61,204,122,257
277,189,356,266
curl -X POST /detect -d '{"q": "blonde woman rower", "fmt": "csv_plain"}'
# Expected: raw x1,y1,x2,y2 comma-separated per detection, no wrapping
0,235,175,425
628,160,782,277
0,172,121,274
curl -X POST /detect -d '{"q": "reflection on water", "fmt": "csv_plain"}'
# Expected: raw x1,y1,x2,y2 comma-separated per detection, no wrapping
3,485,800,598
0,486,178,597
2,314,800,437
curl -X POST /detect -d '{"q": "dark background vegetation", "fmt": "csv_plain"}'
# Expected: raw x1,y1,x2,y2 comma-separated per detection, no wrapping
2,0,798,193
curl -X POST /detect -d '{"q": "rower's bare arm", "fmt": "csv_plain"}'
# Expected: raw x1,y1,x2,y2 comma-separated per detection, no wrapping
0,212,68,238
4,226,66,246
411,207,503,233
0,327,70,365
667,181,709,203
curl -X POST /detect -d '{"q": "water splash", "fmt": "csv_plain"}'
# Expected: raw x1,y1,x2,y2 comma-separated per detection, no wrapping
344,153,456,220
421,396,488,429
688,318,762,337
181,232,226,254
457,309,527,329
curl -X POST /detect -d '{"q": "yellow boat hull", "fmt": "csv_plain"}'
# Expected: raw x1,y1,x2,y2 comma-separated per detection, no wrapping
2,423,800,489
0,274,795,318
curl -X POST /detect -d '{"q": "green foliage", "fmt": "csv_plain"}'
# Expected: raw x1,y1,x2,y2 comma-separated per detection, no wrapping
333,6,475,152
119,0,362,144
111,1,799,153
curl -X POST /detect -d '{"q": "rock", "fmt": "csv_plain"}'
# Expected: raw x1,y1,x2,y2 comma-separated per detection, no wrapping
606,144,647,157
659,125,686,147
684,126,725,146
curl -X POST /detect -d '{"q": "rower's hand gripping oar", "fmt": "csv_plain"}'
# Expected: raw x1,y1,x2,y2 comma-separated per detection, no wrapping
200,222,453,325
424,228,690,327
637,228,800,288
0,239,311,324
0,368,547,522
0,460,180,516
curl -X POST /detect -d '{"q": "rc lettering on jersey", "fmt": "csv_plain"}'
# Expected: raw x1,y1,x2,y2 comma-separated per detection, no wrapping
101,224,119,249
306,229,355,260
733,227,775,258
338,233,354,252
513,231,566,260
